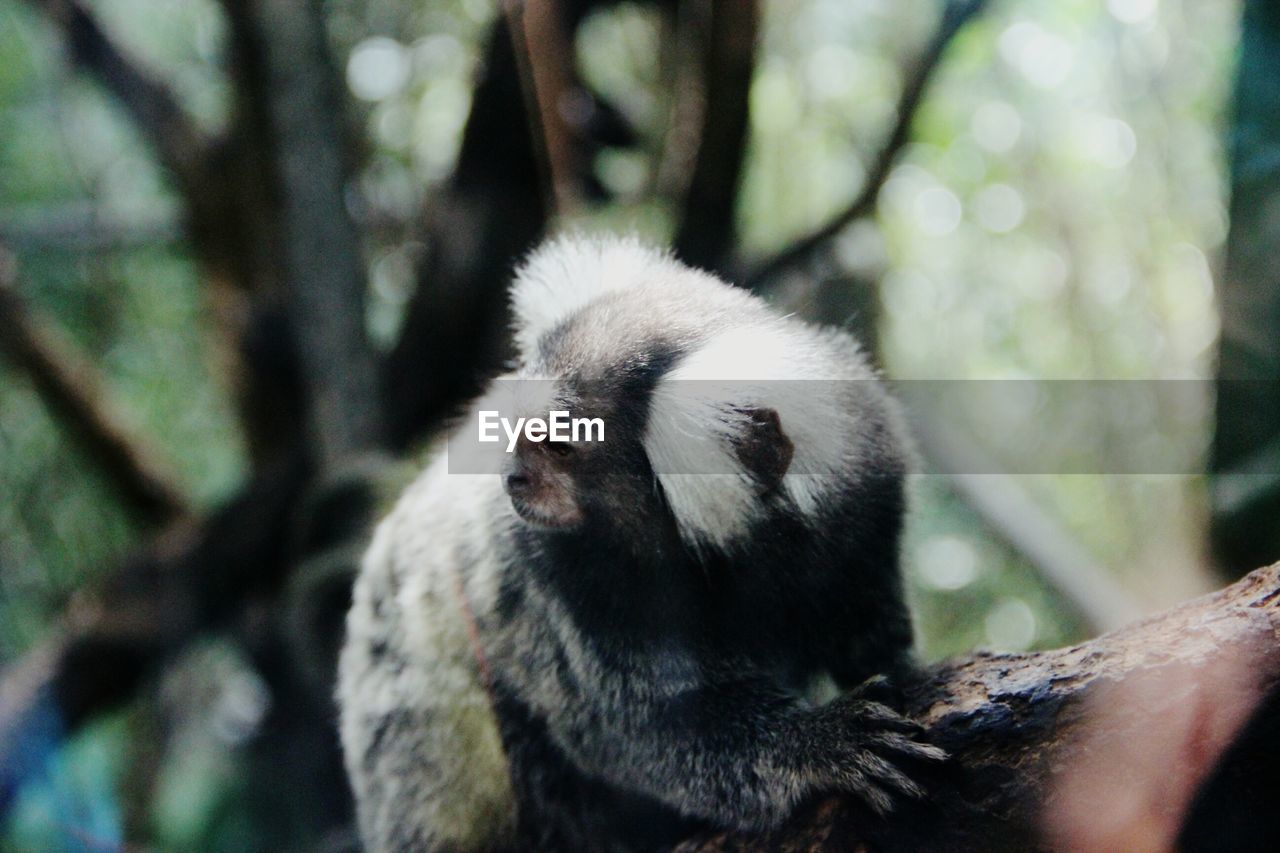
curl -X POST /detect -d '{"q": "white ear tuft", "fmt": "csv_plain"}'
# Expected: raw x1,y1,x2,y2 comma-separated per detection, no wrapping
644,322,864,550
644,385,759,553
511,234,676,361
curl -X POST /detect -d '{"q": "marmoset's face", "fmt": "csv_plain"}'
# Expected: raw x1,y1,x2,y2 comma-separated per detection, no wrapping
503,429,589,529
505,325,691,540
500,382,659,536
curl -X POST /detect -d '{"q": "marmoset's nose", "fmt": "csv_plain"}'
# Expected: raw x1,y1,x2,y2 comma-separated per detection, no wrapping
504,470,531,496
503,452,537,497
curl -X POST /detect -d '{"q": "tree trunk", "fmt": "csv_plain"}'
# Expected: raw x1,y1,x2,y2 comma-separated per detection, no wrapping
1211,0,1280,579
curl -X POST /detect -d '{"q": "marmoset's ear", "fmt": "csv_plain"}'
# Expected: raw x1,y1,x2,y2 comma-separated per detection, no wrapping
733,407,794,496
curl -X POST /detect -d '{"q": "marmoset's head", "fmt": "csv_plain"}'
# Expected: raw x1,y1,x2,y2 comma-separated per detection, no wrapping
498,234,903,555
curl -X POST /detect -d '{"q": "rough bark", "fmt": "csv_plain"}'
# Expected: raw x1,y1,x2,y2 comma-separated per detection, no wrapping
677,564,1280,851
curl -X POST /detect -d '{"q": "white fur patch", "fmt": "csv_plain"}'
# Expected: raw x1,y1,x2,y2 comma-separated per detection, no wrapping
511,233,682,360
645,322,866,550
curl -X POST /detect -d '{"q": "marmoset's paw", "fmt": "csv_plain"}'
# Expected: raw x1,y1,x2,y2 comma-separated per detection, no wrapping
810,685,947,815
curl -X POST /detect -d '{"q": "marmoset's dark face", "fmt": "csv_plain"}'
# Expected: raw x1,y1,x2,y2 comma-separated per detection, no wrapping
503,430,589,528
501,383,663,536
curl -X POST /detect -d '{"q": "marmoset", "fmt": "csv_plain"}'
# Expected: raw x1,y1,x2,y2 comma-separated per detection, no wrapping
338,234,941,851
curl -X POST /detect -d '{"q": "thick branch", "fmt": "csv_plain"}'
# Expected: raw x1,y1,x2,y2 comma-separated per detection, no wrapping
679,564,1280,851
23,0,212,195
0,266,188,524
239,0,382,464
744,0,989,291
382,14,547,449
1211,0,1280,579
672,0,760,273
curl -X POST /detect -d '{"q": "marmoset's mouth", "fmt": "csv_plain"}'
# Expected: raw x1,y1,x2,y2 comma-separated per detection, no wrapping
509,494,581,529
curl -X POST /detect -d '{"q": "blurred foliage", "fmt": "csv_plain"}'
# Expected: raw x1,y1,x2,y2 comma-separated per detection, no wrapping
877,0,1234,653
0,0,1240,846
0,0,244,667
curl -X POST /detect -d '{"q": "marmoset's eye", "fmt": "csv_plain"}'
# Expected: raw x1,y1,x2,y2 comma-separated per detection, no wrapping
546,440,575,458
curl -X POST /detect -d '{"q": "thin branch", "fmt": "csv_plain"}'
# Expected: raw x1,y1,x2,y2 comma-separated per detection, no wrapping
744,0,989,291
23,0,213,194
673,0,760,272
0,257,189,525
654,2,707,200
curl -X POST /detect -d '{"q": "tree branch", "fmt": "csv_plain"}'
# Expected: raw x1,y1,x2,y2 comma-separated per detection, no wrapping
679,563,1280,851
504,0,583,216
672,0,760,273
22,0,213,195
382,13,547,449
0,259,189,525
0,454,310,809
236,0,383,465
1211,0,1280,579
744,0,989,291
